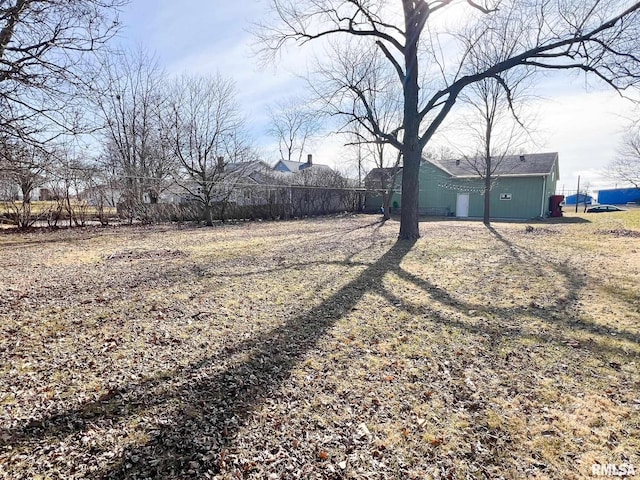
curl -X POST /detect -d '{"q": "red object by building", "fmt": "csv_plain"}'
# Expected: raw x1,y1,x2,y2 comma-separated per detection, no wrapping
549,195,564,217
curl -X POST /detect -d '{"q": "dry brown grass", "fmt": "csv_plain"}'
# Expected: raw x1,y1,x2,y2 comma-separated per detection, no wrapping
0,212,639,479
1,200,117,216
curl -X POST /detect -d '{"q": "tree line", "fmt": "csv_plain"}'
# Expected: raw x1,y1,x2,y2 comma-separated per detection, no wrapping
2,1,640,233
0,2,364,228
258,0,640,238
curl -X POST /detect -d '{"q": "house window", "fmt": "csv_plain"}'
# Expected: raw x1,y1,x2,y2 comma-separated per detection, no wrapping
500,193,512,200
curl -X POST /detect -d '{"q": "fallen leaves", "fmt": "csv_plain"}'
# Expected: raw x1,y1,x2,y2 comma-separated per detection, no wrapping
104,248,188,261
0,214,638,479
597,228,640,238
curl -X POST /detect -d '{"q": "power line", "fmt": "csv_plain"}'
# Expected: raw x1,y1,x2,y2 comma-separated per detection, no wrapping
81,173,368,192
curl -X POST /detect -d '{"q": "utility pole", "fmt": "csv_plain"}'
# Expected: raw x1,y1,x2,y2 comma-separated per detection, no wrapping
575,175,580,213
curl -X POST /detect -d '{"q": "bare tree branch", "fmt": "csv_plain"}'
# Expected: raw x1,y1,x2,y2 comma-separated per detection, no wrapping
609,124,640,188
257,0,640,239
267,97,321,163
0,0,128,143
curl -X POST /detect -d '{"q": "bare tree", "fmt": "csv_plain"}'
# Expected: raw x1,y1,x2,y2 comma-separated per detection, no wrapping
314,42,403,220
258,1,640,239
287,167,355,215
166,74,251,226
360,99,403,221
581,182,592,212
48,147,96,227
83,162,118,225
348,125,368,188
609,125,640,188
344,124,369,212
0,138,52,227
0,0,127,142
457,72,532,225
353,130,402,221
267,98,320,162
93,49,173,221
374,150,402,220
452,10,535,225
0,167,19,202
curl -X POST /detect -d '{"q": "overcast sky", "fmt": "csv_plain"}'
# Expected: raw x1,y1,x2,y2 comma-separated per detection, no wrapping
117,1,639,194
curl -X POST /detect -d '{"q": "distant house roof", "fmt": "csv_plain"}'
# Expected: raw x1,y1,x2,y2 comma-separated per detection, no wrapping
429,152,559,177
225,160,271,179
365,167,398,178
364,167,402,188
273,159,332,173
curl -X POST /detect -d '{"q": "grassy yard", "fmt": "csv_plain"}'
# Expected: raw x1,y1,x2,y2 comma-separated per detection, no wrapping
0,212,638,479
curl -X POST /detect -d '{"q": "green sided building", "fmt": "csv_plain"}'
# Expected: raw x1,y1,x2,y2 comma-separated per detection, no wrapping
371,152,559,220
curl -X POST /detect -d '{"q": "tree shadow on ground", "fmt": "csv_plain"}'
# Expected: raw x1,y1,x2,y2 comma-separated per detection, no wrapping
481,225,639,347
2,221,638,478
1,238,416,479
99,240,415,478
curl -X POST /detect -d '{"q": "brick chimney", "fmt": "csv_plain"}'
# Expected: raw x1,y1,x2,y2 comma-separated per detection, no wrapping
217,156,224,172
307,154,313,166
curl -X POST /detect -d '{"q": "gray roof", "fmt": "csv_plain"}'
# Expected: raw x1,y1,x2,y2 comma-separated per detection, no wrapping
248,170,287,186
429,152,558,177
224,161,287,185
364,167,401,187
275,159,332,172
365,167,397,179
225,160,271,175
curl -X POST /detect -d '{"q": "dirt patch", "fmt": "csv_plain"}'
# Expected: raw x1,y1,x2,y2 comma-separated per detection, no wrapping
104,249,189,261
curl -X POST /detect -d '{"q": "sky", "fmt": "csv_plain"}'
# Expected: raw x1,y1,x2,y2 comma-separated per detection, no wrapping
116,1,639,195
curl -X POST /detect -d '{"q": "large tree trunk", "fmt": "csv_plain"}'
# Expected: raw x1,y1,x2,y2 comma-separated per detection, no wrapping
398,2,424,240
204,201,214,226
399,148,420,239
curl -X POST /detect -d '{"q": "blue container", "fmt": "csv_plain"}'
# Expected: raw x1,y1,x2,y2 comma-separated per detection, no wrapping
597,188,640,205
